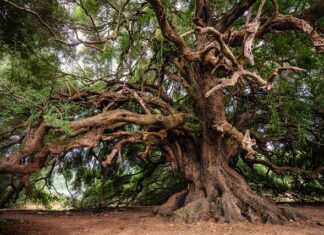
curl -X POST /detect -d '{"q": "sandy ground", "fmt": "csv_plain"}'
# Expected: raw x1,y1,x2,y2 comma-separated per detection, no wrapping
0,204,323,235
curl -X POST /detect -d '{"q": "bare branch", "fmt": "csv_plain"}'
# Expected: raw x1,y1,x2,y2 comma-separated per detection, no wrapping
0,107,186,175
205,71,241,98
214,120,256,154
196,26,239,67
243,66,306,89
243,0,266,65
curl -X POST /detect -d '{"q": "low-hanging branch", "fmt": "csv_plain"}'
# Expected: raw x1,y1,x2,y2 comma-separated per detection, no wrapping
0,106,186,175
101,130,166,166
214,120,323,179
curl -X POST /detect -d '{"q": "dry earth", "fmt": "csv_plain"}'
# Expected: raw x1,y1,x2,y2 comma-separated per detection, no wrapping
0,204,323,235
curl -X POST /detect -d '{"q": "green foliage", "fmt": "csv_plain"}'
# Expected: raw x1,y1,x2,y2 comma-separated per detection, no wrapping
0,51,59,128
43,107,74,136
0,0,323,208
49,143,186,209
236,157,324,201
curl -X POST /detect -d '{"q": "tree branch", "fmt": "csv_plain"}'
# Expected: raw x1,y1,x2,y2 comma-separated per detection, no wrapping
299,0,324,26
245,157,324,178
214,0,257,33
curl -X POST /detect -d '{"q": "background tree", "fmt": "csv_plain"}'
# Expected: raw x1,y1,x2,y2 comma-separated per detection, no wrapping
0,0,323,223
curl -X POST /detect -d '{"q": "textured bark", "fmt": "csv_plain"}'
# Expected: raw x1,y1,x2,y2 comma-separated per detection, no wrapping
0,110,186,175
157,134,304,223
154,56,302,224
149,0,322,223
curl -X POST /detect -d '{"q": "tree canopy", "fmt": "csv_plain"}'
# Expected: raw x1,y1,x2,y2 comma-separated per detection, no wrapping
0,0,323,223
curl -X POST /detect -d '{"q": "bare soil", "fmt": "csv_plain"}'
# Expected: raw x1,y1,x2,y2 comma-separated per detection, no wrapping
0,204,323,235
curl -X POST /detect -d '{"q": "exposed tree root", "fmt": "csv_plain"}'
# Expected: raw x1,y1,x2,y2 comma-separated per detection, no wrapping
156,193,306,224
173,198,210,223
153,190,187,216
154,151,307,224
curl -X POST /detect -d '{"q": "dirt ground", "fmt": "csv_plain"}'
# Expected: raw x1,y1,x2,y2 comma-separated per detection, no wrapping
0,204,323,235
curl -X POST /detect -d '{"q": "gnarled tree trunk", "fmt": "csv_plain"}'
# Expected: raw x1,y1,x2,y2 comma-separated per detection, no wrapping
156,128,301,223
155,66,301,224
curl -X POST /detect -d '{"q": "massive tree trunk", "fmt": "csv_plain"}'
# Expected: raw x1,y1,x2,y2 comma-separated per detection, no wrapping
155,65,301,224
157,122,300,224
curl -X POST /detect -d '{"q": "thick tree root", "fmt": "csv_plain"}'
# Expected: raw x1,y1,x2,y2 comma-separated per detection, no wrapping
154,139,307,224
153,190,187,216
155,192,306,224
279,204,308,221
173,198,210,223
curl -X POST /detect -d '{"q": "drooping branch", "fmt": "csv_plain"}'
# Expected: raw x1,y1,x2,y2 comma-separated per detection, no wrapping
245,157,324,178
101,130,167,166
47,128,105,155
0,147,50,175
0,108,186,175
0,123,47,164
68,109,185,131
0,122,50,175
215,120,324,179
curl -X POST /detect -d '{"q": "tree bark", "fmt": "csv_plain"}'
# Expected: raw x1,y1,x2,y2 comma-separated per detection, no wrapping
155,62,303,224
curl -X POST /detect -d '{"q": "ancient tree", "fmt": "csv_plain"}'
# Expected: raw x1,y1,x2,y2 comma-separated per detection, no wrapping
0,0,323,223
